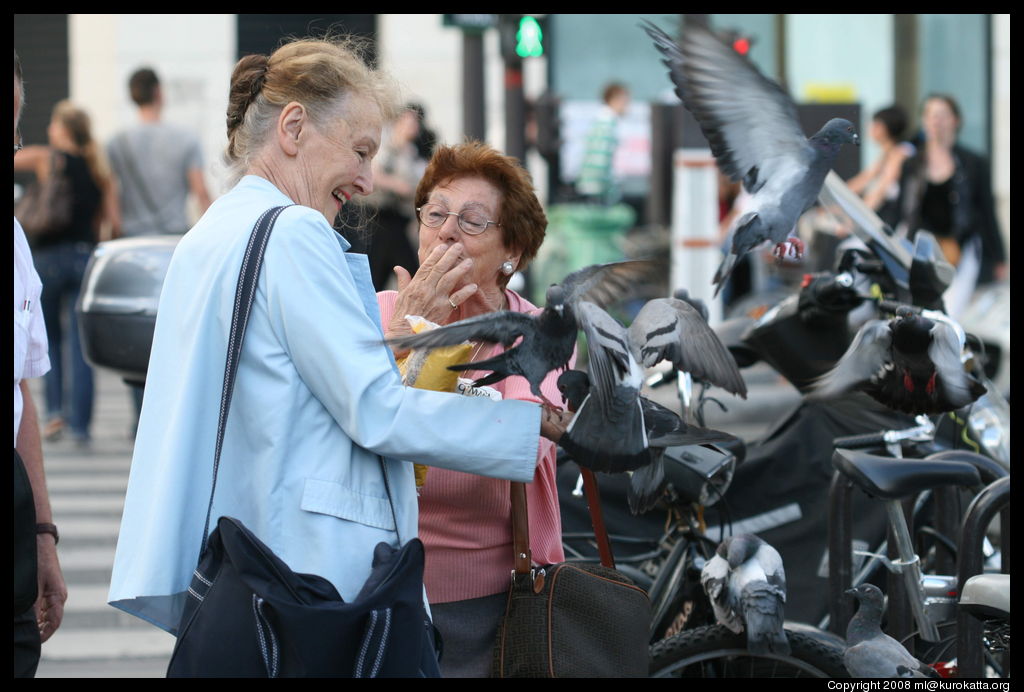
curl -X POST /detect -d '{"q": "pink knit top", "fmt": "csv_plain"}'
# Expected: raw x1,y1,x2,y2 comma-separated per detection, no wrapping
377,289,569,603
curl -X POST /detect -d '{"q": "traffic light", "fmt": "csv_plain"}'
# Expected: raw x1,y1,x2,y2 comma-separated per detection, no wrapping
717,29,755,57
516,15,544,58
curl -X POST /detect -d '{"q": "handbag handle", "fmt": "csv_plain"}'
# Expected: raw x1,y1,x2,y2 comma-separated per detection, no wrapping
510,469,616,576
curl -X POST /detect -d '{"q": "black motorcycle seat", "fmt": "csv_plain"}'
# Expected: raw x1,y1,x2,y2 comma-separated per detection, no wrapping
832,449,981,500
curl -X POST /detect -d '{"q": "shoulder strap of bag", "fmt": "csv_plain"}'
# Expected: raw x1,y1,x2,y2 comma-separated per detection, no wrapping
200,205,291,552
510,468,615,574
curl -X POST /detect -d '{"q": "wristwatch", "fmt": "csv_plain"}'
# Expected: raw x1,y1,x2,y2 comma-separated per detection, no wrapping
36,523,59,545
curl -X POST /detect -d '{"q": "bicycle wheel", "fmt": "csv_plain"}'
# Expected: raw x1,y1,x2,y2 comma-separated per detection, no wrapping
650,625,850,678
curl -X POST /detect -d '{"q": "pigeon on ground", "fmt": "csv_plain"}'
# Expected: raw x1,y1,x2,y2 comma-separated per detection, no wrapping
556,368,737,512
642,21,859,297
844,583,940,678
700,533,790,655
383,260,656,408
557,298,745,473
807,307,985,415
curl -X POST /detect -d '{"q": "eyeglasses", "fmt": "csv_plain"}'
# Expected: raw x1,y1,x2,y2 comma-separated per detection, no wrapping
14,132,23,156
417,203,500,236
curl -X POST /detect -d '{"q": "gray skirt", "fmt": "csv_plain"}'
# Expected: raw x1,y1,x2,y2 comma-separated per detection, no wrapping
430,592,508,678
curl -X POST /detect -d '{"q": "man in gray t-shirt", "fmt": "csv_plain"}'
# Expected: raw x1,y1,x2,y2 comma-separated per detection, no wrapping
107,68,210,237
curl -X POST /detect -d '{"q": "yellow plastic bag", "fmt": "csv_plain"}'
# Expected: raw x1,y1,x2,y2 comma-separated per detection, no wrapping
396,316,473,488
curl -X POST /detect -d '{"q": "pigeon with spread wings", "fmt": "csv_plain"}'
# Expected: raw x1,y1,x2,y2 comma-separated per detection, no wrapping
383,260,657,407
558,298,746,473
642,20,859,296
807,307,985,414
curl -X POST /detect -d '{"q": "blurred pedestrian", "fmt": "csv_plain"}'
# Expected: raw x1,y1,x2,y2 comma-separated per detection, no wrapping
106,67,212,431
847,105,914,229
363,105,426,290
14,48,67,679
14,100,117,445
896,94,1006,315
575,82,630,205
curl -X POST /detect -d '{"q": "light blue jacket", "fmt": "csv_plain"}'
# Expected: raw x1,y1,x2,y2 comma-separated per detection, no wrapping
108,176,541,633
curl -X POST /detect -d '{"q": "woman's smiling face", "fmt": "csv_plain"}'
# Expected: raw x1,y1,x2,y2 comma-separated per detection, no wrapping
294,94,382,222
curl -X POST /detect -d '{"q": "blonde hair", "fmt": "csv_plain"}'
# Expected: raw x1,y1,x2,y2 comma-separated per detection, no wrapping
51,100,111,189
225,36,401,183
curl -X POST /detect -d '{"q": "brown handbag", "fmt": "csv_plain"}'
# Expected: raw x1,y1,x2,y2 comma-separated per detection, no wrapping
491,470,651,678
15,151,74,240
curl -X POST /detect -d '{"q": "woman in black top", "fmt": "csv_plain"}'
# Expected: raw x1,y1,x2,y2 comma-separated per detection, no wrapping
14,100,118,444
896,94,1006,289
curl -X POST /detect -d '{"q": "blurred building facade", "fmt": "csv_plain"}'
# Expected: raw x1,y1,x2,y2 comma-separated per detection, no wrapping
13,13,1009,259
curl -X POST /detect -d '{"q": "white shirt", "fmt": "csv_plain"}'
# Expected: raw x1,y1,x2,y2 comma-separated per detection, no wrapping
13,217,51,442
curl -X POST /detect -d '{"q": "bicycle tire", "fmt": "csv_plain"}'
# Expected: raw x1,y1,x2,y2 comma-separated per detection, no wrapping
650,624,850,678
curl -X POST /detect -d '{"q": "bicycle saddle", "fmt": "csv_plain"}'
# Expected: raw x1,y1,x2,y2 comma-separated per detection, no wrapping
960,574,1010,619
831,449,981,500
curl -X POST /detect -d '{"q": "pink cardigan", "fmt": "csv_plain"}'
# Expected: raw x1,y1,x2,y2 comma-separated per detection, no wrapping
377,289,569,603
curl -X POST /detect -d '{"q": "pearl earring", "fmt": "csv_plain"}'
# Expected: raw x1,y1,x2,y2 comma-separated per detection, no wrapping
501,261,515,276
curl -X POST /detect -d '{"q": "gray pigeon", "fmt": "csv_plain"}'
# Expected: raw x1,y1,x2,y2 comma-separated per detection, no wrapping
807,307,985,414
383,260,656,408
556,368,736,509
557,298,745,473
700,533,790,655
643,21,859,296
844,583,940,678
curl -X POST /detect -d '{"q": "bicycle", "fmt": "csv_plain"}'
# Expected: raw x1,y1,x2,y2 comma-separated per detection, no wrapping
827,440,1009,677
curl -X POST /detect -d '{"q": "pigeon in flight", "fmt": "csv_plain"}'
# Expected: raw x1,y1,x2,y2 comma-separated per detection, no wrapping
557,298,745,473
643,21,859,296
807,307,985,415
844,583,940,678
556,368,737,511
383,260,656,408
700,533,790,655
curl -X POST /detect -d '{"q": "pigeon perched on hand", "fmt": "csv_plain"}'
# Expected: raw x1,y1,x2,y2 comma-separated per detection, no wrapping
556,368,737,512
807,307,985,414
383,260,656,408
844,583,940,678
556,298,745,474
700,533,790,655
643,21,859,297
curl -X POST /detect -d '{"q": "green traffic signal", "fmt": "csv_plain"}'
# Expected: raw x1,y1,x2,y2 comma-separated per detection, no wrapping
516,16,543,58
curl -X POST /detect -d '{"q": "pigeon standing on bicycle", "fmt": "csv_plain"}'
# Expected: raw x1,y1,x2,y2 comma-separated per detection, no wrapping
700,533,790,655
844,583,940,678
643,20,859,297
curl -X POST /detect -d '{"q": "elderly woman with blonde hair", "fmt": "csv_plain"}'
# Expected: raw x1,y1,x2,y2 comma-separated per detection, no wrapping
108,38,572,669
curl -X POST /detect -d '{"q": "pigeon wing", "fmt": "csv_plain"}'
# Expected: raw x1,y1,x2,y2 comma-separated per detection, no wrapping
577,302,638,417
643,20,812,192
560,260,659,313
628,298,747,397
384,310,536,352
807,319,893,400
928,319,985,409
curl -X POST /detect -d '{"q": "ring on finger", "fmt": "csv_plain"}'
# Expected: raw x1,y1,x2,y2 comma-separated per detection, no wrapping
448,296,458,310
